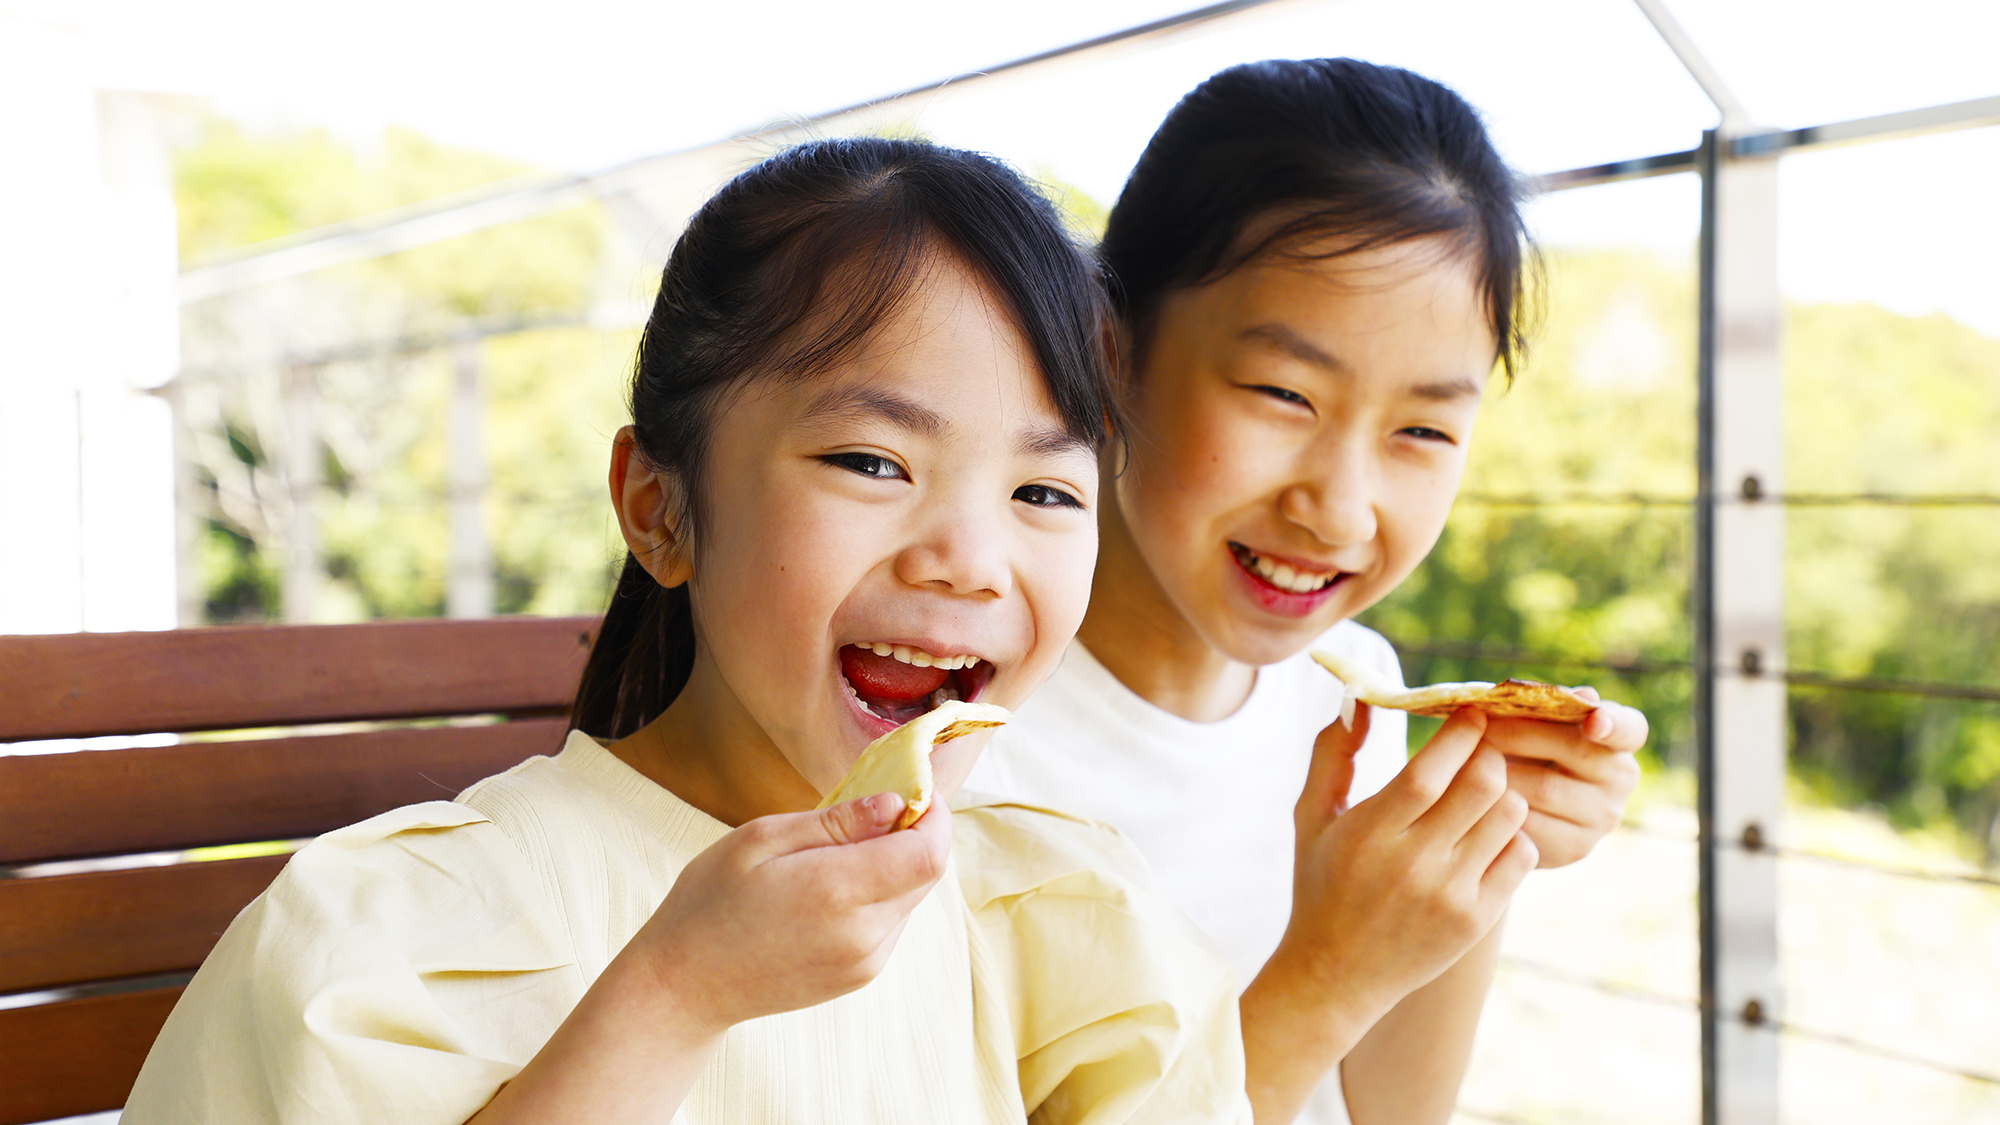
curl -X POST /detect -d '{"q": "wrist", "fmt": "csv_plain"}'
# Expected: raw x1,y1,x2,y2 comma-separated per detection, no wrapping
1258,931,1403,1033
617,933,737,1045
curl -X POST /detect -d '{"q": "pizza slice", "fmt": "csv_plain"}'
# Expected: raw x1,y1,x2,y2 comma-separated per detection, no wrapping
1311,649,1596,726
816,700,1011,829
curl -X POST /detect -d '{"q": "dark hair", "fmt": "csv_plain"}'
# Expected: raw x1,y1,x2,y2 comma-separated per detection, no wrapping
571,137,1115,739
1101,58,1535,378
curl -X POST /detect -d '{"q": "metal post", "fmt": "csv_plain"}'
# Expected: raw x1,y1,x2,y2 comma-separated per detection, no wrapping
447,336,493,619
1694,127,1787,1125
282,361,321,624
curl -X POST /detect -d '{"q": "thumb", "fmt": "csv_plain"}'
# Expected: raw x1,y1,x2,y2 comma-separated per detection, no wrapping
1301,701,1370,825
805,792,906,849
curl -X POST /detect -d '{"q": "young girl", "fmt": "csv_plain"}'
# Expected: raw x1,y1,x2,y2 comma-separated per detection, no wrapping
124,138,1251,1124
966,59,1648,1125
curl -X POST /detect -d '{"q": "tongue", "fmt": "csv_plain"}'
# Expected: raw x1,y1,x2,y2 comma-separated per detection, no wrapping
840,645,950,704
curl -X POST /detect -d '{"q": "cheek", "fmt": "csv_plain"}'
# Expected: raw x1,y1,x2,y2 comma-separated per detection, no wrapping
1040,537,1098,638
1125,403,1281,549
1381,461,1466,573
692,480,852,657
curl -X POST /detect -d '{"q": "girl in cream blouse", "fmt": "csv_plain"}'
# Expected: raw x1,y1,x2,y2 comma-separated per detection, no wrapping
124,137,1250,1125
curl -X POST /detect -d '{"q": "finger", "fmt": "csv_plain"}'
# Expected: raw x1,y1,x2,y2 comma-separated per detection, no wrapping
1377,707,1489,825
734,796,903,868
1583,700,1649,754
811,793,907,847
1300,702,1371,824
1454,786,1529,871
1412,742,1511,844
1571,685,1601,704
825,799,953,905
1488,717,1631,781
1481,829,1539,908
1503,758,1598,824
1521,808,1597,869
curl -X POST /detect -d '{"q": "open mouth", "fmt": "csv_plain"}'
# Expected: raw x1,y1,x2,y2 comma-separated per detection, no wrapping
839,642,995,727
1228,541,1346,594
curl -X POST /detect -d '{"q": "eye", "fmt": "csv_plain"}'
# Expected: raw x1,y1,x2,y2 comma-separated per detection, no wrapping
1247,384,1312,409
1013,483,1084,510
1399,426,1456,444
820,452,908,480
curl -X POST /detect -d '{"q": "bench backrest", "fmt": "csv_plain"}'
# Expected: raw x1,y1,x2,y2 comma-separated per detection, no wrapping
0,616,597,1125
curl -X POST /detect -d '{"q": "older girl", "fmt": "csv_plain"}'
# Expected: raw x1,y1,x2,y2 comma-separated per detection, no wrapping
969,59,1648,1125
126,138,1248,1125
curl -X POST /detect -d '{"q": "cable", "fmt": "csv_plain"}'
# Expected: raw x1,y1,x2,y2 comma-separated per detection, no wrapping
1500,957,2000,1088
1774,1021,2000,1087
1454,1108,1543,1125
1389,641,2000,706
1455,492,2000,508
1390,640,1688,678
1783,670,2000,705
1764,843,2000,889
1614,820,2000,890
1499,956,1695,1011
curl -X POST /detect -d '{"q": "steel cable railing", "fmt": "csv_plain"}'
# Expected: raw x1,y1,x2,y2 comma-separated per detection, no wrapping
1391,630,2000,1104
1501,940,2000,1089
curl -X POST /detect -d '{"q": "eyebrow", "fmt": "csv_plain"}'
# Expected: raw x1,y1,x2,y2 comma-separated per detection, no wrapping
1016,425,1096,462
799,384,950,440
800,383,1095,461
1241,322,1484,402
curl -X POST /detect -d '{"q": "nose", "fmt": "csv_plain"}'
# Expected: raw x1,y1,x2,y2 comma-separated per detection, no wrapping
1279,436,1379,548
892,502,1012,600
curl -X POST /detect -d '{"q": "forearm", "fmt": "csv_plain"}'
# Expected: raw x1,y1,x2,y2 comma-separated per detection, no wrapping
1341,917,1506,1125
1238,946,1398,1125
466,949,723,1124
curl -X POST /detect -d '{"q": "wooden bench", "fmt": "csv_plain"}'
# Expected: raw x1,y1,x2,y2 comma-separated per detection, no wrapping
0,616,598,1125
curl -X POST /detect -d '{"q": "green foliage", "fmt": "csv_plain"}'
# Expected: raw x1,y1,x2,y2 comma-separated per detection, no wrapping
176,118,626,628
178,119,605,323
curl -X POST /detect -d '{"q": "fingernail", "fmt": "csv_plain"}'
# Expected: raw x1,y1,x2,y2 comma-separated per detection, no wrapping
863,792,904,824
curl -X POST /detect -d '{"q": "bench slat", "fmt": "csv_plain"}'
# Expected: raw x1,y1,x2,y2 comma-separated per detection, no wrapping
0,986,181,1125
0,615,597,741
0,854,289,995
0,717,568,866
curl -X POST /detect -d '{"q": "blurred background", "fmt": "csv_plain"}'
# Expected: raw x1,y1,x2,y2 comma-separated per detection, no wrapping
1,1,1996,1121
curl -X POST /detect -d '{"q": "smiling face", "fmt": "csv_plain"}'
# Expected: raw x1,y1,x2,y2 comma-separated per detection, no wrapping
1101,235,1495,675
632,254,1099,820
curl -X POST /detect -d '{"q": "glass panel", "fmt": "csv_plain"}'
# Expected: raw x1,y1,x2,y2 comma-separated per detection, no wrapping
1664,0,2000,131
1774,119,2000,1123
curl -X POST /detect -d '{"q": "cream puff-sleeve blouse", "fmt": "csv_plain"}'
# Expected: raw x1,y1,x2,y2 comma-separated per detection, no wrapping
123,732,1250,1125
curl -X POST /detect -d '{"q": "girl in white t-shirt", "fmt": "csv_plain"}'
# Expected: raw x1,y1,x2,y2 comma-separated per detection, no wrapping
968,59,1648,1125
127,138,1250,1125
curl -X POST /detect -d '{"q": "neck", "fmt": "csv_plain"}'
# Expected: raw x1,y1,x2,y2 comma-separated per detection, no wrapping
1075,489,1258,723
609,654,819,828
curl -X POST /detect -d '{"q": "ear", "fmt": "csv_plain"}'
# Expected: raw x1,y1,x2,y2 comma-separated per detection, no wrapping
1102,315,1132,391
608,425,694,588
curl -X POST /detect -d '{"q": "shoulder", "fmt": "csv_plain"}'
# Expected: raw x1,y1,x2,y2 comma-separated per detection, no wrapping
950,792,1157,908
261,798,568,964
950,798,1252,1125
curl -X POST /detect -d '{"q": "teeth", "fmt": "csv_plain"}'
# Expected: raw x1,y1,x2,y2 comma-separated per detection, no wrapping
859,642,977,670
1233,543,1339,594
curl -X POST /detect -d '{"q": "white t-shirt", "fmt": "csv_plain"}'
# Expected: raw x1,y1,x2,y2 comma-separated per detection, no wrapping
965,619,1409,1125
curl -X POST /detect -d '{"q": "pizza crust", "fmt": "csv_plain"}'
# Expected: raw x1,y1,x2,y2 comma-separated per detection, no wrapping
816,700,1011,829
1310,649,1596,725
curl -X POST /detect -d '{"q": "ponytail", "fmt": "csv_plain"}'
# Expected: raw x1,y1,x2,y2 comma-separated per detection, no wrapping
570,554,695,740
